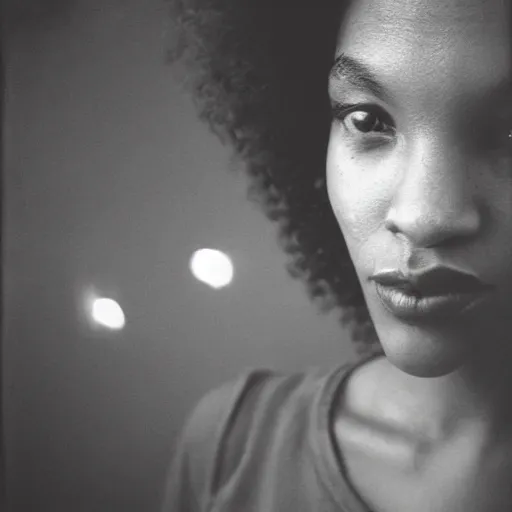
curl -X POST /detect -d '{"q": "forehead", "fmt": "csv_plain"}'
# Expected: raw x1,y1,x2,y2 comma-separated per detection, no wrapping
337,0,512,96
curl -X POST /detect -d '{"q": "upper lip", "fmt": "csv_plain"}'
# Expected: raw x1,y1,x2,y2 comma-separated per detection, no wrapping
369,267,495,297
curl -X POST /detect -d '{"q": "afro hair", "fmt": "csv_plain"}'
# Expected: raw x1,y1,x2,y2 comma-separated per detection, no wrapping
166,1,384,359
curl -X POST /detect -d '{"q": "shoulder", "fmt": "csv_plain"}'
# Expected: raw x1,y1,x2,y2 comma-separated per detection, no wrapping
183,369,276,445
190,365,328,463
173,368,276,487
187,365,330,441
161,369,275,510
164,366,329,510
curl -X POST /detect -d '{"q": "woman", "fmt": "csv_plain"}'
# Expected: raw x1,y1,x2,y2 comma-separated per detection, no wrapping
163,0,512,510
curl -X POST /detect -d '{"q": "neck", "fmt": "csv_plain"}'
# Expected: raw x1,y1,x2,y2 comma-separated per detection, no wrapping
385,337,512,446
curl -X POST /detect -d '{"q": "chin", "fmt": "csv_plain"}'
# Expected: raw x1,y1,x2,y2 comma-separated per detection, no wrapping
372,318,470,378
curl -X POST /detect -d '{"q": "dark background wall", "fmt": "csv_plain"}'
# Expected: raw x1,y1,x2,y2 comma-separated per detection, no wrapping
3,1,355,510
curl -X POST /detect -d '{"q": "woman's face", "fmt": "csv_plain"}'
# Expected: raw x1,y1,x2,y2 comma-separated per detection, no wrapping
326,0,512,377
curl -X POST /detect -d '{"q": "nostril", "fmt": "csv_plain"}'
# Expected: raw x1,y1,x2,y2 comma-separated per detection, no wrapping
384,203,481,249
384,214,399,234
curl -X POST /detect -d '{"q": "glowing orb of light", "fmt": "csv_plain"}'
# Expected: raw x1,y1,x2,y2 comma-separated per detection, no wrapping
189,248,234,289
91,297,126,330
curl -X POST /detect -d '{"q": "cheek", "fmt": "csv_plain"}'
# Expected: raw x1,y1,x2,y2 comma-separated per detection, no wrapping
487,178,512,278
326,134,389,245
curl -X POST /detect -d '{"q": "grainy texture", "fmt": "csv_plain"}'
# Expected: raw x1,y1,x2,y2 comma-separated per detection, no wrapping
166,1,383,357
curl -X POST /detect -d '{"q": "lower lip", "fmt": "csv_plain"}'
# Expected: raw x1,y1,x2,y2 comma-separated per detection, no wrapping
375,284,493,323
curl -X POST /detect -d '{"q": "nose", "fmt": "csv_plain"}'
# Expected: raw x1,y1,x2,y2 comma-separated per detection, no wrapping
384,139,482,248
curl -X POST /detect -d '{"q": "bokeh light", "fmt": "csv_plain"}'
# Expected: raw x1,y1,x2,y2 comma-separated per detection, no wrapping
90,297,126,330
189,248,234,289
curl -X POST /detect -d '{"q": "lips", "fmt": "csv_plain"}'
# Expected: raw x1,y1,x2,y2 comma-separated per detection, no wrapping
369,267,494,297
369,266,495,323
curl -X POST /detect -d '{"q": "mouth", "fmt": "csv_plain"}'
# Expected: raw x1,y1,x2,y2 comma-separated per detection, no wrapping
373,284,493,324
369,267,495,324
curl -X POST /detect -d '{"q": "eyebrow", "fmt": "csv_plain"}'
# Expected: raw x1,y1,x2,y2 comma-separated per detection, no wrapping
329,53,391,103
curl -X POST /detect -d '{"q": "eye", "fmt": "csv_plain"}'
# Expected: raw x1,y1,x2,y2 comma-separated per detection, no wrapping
346,110,389,134
331,103,395,137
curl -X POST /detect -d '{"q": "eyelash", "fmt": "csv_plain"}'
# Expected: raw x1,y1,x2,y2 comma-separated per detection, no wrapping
331,102,396,139
330,102,512,159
